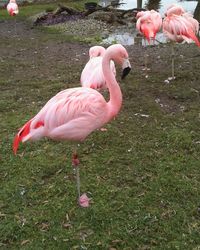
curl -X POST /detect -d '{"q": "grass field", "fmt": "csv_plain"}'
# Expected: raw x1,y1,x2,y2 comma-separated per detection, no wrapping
0,1,200,249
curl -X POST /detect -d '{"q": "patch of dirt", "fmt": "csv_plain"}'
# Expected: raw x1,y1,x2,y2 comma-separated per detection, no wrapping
34,12,85,26
154,94,185,114
0,18,200,115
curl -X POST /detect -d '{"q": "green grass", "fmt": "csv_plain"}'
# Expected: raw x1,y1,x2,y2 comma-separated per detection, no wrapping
0,4,55,20
1,1,200,249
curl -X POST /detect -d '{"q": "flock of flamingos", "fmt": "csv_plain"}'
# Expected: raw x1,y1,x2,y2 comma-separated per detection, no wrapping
6,0,200,207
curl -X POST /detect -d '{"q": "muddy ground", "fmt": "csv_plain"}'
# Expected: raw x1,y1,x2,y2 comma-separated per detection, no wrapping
1,19,200,83
1,19,200,105
1,18,200,120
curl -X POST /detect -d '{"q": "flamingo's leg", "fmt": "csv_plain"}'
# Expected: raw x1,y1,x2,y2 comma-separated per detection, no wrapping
143,38,150,77
144,38,148,71
72,150,81,200
171,43,175,79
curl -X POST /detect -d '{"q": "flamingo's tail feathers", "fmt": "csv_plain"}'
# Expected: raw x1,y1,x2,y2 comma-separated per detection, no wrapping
13,134,20,155
192,34,200,47
13,120,45,154
13,120,32,155
185,30,200,47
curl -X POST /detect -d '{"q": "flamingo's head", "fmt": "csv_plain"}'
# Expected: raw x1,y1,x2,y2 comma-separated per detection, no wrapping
107,44,131,79
136,11,146,20
89,46,106,58
165,4,185,17
121,60,131,80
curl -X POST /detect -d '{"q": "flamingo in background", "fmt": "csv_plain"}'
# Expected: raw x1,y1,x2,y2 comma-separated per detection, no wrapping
81,45,116,90
13,44,131,207
136,10,162,44
7,0,19,16
163,4,200,79
88,45,105,58
136,10,162,71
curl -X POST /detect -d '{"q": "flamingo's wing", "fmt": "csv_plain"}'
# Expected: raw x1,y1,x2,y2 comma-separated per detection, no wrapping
163,16,200,46
183,13,199,33
27,87,108,141
151,11,162,32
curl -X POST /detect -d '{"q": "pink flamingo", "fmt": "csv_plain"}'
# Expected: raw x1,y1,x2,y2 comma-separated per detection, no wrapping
136,10,162,71
13,44,131,206
7,0,19,38
81,45,116,90
7,0,19,16
163,4,200,79
136,10,162,44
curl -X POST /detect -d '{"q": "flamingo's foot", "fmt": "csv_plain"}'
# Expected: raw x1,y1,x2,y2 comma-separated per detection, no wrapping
79,193,90,208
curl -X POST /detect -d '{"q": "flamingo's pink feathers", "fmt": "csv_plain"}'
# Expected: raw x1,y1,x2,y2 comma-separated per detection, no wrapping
165,4,185,16
13,44,130,155
13,120,32,154
136,10,162,43
81,46,116,90
163,4,200,47
7,0,19,16
13,120,45,154
13,88,109,153
89,46,106,58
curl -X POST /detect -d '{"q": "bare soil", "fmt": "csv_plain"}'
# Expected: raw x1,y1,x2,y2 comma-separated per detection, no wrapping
0,19,200,114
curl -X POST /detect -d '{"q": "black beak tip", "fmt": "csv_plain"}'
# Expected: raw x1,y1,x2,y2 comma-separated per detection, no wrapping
121,67,131,80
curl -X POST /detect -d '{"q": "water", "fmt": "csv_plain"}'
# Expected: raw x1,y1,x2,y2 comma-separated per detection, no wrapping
1,0,198,46
117,0,198,16
101,0,199,46
102,29,168,46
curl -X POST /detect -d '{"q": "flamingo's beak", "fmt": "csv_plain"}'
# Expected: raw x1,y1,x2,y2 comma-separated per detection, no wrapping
121,59,131,79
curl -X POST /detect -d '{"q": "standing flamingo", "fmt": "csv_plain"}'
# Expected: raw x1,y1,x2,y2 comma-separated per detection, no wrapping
136,10,162,72
136,10,162,44
163,4,200,79
7,0,19,16
13,44,131,207
7,0,19,38
80,45,116,90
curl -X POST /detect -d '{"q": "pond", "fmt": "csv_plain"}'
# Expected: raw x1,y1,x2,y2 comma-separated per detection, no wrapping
117,0,198,16
101,0,199,46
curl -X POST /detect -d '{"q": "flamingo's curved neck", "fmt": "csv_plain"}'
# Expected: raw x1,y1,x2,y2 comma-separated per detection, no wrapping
102,52,122,118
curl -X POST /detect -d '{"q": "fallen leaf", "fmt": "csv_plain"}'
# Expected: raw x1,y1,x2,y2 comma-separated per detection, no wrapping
100,127,107,131
39,222,50,231
63,223,71,229
21,240,30,246
112,239,122,243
